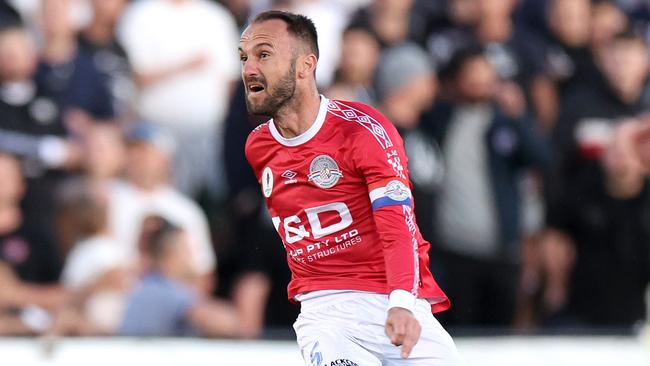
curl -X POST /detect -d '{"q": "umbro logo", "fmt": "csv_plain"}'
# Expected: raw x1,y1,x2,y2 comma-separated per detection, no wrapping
281,170,298,184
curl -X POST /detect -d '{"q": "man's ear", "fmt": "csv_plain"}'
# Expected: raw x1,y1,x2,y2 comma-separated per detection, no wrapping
297,53,317,79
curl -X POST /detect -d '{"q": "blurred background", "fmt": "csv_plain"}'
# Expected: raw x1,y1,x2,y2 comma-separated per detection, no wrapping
1,0,650,364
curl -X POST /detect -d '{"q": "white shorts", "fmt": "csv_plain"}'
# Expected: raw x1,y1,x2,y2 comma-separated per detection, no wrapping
293,291,464,366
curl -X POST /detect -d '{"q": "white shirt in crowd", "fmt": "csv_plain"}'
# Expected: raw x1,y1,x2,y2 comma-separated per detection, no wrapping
107,180,216,275
117,0,239,128
62,235,127,290
61,235,128,332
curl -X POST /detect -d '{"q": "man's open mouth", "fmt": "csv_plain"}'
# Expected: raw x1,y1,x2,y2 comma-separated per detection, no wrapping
248,83,265,93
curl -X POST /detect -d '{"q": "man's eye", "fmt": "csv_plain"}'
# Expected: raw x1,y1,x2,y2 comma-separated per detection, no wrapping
260,52,270,59
240,56,247,62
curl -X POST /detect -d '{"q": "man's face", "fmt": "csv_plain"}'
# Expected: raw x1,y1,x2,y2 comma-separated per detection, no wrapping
0,30,37,81
456,56,497,103
91,0,127,24
598,39,649,99
548,0,591,47
239,20,298,116
125,142,168,186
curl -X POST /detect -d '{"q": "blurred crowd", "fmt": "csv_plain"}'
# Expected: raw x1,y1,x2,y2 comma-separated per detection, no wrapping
1,0,650,339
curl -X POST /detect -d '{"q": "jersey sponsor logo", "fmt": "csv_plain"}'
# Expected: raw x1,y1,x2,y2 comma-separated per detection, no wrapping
308,155,343,188
262,167,273,197
281,170,298,184
309,341,323,366
330,360,358,366
272,202,353,244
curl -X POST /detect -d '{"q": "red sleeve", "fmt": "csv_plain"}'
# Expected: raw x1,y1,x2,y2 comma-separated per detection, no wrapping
348,102,421,310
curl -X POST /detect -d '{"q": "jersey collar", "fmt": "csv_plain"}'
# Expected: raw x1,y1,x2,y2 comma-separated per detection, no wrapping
268,95,329,147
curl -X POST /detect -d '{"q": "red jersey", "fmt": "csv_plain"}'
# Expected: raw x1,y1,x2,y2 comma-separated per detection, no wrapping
245,97,449,313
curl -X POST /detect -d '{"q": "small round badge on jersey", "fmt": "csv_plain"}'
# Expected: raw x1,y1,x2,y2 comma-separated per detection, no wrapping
262,167,273,197
308,155,343,188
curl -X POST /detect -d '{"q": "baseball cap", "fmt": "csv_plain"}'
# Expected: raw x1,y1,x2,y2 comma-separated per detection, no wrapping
125,122,176,155
375,43,435,101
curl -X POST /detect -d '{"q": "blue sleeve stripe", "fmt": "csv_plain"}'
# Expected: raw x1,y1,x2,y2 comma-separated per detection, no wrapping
371,197,413,210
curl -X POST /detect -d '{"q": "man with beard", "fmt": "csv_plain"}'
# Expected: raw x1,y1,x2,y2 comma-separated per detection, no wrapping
240,11,463,366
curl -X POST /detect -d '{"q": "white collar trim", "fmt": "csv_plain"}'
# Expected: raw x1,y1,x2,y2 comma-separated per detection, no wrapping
269,95,329,146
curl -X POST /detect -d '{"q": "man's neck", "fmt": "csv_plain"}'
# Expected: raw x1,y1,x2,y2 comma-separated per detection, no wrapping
272,89,321,139
83,22,114,45
43,37,77,64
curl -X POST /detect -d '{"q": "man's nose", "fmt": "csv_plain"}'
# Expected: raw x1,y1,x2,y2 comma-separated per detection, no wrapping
242,58,259,78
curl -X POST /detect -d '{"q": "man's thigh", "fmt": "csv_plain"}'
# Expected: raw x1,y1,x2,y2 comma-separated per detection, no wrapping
293,293,464,366
294,311,381,366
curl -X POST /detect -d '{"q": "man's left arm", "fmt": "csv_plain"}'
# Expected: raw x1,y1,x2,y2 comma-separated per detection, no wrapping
350,109,424,358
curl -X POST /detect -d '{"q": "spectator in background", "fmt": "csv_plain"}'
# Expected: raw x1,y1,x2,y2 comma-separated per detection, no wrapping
77,0,134,120
0,154,68,335
542,30,650,325
37,0,115,131
0,25,76,169
219,82,300,338
427,48,551,327
117,0,240,198
219,0,254,30
349,0,415,48
549,31,650,210
475,0,551,131
540,118,650,329
376,43,437,131
0,24,76,273
531,0,629,131
55,177,131,335
591,0,629,51
420,0,481,70
107,122,216,293
532,0,596,130
326,25,381,105
417,0,550,129
289,0,351,87
80,123,126,184
119,216,240,337
55,123,126,256
374,43,442,241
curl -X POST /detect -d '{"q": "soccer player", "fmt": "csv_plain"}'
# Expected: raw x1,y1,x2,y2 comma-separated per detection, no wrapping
240,11,463,365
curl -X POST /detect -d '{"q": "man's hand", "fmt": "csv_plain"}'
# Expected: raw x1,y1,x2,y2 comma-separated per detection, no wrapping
385,307,421,358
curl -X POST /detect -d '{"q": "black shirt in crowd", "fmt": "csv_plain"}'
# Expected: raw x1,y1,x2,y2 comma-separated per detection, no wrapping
0,220,62,284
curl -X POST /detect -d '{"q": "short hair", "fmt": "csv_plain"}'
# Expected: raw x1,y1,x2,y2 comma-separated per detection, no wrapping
56,177,107,241
252,10,319,59
138,215,182,263
438,46,486,83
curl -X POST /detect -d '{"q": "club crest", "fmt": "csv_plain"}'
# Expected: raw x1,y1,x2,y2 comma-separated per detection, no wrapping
308,155,343,188
385,180,410,201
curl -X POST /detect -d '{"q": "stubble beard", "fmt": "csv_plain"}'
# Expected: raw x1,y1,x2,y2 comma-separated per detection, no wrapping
245,62,297,117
